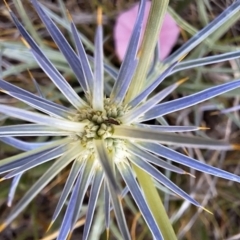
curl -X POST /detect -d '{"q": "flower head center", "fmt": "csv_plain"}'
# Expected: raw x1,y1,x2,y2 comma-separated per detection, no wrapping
68,98,128,164
73,98,126,143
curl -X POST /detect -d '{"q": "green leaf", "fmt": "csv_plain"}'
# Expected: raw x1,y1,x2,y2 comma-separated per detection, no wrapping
125,0,169,102
133,165,177,240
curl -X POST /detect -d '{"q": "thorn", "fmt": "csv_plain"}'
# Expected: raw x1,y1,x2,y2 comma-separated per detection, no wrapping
185,172,196,178
67,230,73,240
118,195,122,202
21,37,30,49
97,7,102,26
0,89,8,94
3,0,11,12
136,49,142,59
232,144,240,150
200,206,213,215
178,52,189,62
106,228,109,240
176,77,189,86
27,69,34,79
180,28,188,43
46,221,53,233
198,126,210,130
0,223,7,232
183,147,189,156
0,178,5,182
66,9,72,22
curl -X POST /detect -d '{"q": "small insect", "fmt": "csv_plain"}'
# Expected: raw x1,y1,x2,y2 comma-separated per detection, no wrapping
104,118,120,125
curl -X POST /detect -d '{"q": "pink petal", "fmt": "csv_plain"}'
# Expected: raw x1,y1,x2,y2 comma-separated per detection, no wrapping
114,1,180,61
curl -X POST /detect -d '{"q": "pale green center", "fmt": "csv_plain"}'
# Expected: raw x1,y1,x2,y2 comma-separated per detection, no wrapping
72,98,126,143
68,98,129,167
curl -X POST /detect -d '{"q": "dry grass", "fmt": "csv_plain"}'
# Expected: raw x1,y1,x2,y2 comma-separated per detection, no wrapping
0,0,240,239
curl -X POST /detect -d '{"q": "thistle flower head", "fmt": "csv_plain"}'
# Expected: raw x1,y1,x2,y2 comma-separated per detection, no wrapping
1,0,240,239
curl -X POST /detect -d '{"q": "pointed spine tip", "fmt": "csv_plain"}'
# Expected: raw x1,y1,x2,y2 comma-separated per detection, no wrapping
178,52,189,62
198,126,210,130
176,77,189,86
185,172,196,178
3,0,11,12
0,89,7,94
97,7,102,26
232,144,240,150
0,178,5,182
46,221,53,233
27,69,34,79
21,37,30,49
67,231,73,240
183,147,189,156
0,223,7,232
117,194,123,202
200,206,213,215
66,9,72,22
137,48,142,59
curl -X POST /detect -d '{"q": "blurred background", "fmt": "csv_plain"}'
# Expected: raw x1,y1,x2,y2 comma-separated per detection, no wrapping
0,0,240,239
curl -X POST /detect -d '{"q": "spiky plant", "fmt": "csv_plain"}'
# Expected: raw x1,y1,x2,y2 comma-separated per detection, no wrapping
1,0,240,239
